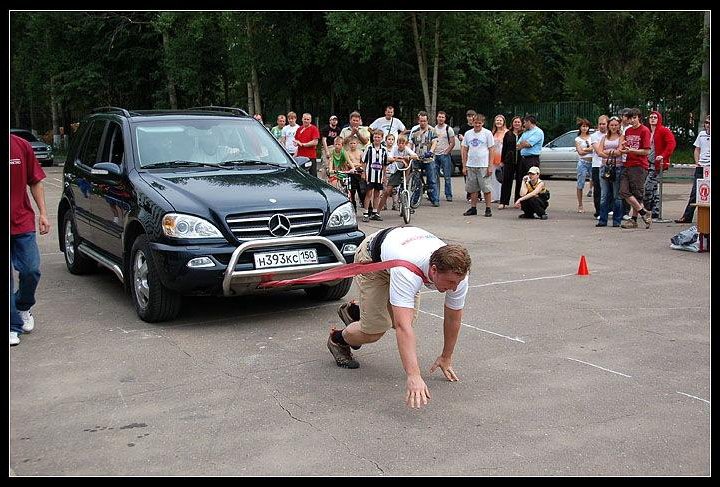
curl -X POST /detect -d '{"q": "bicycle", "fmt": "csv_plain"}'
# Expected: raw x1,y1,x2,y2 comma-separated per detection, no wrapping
396,160,424,224
331,167,364,210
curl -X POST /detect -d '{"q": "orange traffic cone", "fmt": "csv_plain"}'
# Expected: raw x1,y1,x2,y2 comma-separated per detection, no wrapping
577,255,590,276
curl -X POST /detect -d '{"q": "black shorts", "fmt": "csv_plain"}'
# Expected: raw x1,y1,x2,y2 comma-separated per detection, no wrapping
366,181,384,191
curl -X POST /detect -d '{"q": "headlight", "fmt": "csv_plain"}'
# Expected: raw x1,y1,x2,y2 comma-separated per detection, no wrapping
162,213,223,239
327,202,357,230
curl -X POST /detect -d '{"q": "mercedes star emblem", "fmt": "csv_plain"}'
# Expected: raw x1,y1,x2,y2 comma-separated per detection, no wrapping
268,214,291,237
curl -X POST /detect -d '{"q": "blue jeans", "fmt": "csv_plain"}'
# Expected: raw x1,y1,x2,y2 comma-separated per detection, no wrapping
598,166,624,226
680,166,706,221
421,160,439,204
10,232,41,333
434,154,453,199
576,159,592,190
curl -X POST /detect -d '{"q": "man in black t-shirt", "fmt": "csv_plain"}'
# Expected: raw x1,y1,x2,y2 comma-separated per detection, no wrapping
320,115,342,181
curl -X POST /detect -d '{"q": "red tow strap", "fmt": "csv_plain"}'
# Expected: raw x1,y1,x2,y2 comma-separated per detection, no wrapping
257,259,429,288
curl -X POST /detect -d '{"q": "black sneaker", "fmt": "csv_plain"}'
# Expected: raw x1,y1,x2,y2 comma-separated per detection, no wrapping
370,213,383,221
484,207,492,217
327,331,359,369
362,214,369,222
463,207,477,216
539,214,548,220
518,214,532,219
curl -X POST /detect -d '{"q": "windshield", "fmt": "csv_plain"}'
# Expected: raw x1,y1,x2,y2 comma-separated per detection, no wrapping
134,119,293,168
13,130,39,143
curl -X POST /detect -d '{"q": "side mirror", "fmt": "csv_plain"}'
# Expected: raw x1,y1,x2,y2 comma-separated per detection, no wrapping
91,162,122,178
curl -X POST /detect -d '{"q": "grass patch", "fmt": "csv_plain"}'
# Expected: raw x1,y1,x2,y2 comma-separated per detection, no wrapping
671,146,695,164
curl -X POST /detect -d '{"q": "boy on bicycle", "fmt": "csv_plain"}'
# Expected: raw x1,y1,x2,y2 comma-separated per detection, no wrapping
379,135,418,214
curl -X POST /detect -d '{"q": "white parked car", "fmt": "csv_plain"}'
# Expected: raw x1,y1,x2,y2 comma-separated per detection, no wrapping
539,129,595,179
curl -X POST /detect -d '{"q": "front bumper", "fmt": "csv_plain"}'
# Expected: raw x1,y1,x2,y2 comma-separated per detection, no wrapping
149,231,364,295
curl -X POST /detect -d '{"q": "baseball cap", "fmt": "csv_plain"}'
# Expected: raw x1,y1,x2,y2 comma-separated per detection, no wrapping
527,166,540,175
329,115,338,121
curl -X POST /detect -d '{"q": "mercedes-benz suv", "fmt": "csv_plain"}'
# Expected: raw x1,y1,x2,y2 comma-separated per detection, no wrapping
57,107,364,322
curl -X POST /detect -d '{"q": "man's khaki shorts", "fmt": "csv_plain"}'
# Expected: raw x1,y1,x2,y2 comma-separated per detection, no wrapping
355,234,420,335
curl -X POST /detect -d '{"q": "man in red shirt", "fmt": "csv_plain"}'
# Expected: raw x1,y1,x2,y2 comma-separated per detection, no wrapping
619,109,653,229
10,133,50,346
293,112,320,177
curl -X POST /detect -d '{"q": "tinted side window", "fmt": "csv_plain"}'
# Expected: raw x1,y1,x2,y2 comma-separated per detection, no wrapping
79,121,107,167
14,130,38,143
101,122,125,165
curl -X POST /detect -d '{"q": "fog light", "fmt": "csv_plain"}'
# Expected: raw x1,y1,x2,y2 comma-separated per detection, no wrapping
187,257,215,268
342,244,357,254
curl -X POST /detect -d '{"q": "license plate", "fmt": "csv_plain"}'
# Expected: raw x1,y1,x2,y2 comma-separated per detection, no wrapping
254,249,318,269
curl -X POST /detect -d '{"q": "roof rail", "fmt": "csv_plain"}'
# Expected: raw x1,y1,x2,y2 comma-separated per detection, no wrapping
188,105,249,117
91,106,134,117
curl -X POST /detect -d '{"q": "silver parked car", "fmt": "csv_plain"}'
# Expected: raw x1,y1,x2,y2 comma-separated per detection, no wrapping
11,128,54,167
539,129,595,179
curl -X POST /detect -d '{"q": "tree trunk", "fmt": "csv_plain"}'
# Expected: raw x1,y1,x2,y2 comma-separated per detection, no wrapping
430,16,440,121
699,10,709,129
251,63,262,116
411,13,431,114
247,82,255,115
29,96,36,134
162,30,178,110
50,76,61,148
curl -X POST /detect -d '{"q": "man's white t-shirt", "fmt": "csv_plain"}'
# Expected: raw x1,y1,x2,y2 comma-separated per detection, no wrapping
590,131,605,168
378,227,468,310
370,117,406,138
694,130,711,165
281,124,299,154
461,128,495,168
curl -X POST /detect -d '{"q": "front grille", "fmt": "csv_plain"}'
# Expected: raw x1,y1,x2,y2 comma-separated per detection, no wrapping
226,209,325,241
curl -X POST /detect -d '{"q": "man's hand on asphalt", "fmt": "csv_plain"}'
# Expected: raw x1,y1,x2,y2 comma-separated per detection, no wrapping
405,375,430,409
430,356,459,382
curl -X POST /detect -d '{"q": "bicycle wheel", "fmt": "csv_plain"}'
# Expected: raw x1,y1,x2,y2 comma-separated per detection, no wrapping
409,171,423,209
401,190,411,224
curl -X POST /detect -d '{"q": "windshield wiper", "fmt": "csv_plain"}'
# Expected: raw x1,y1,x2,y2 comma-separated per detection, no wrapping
218,159,285,168
142,160,220,169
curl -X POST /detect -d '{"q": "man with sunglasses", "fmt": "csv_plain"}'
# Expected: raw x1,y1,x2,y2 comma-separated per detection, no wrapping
676,115,711,223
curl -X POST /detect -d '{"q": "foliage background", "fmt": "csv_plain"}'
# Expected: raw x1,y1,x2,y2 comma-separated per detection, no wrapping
10,11,707,148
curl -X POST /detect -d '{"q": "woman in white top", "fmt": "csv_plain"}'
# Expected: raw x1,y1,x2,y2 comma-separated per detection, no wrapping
574,118,594,213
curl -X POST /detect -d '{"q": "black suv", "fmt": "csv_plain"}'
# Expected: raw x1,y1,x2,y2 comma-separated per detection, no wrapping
57,107,364,322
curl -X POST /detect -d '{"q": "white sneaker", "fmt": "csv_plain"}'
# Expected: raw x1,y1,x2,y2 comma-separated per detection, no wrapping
622,214,632,221
19,310,34,333
608,211,614,216
10,331,19,346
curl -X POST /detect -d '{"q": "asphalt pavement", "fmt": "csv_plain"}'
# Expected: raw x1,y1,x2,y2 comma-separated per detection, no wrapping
10,166,710,476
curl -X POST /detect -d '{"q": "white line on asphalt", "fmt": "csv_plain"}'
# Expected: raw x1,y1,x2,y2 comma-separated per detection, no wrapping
676,391,710,404
43,179,63,189
118,389,128,408
418,309,525,343
566,357,632,378
419,272,576,295
41,252,64,256
53,177,63,183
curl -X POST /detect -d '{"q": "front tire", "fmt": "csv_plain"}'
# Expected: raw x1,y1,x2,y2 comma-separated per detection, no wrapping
130,235,181,322
304,277,352,301
409,171,423,209
62,212,96,274
401,191,411,224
